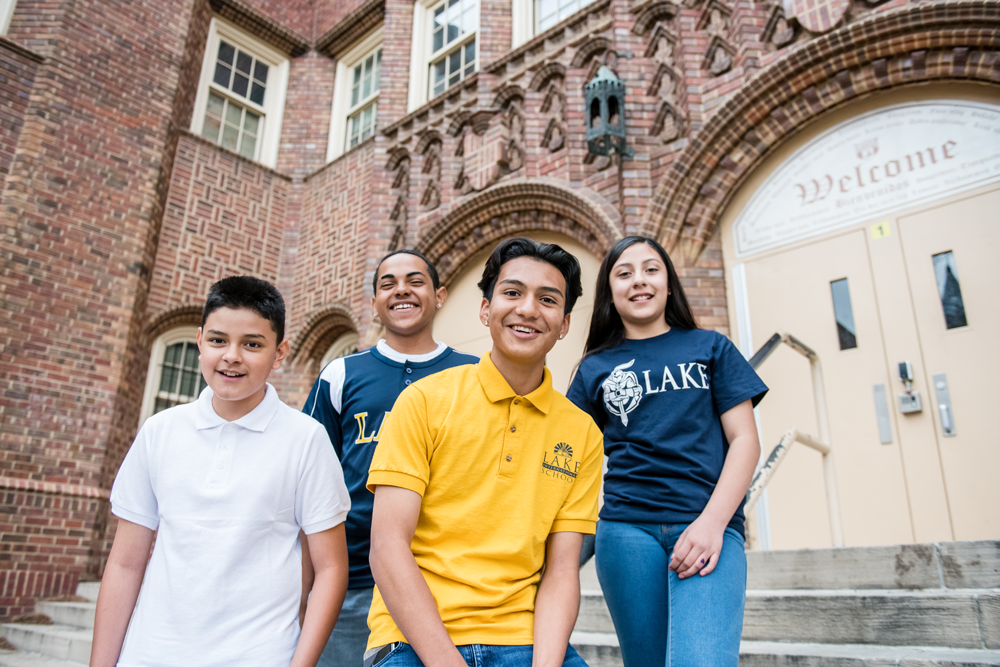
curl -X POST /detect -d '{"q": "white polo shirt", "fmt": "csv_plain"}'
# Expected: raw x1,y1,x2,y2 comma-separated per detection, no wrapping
111,384,350,667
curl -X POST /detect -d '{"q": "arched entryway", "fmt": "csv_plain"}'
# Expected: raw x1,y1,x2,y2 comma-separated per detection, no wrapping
719,85,1000,551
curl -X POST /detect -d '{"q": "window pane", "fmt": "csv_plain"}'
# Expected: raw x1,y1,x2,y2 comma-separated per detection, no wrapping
221,124,240,151
218,41,235,65
254,61,268,84
202,92,225,141
433,26,444,53
462,5,477,33
232,73,249,98
449,49,461,74
180,366,197,398
464,40,475,66
932,252,968,329
250,82,265,105
181,342,198,369
225,102,242,127
362,56,373,99
374,51,381,91
244,110,260,135
213,62,232,88
349,114,360,148
236,50,252,74
239,132,256,158
447,21,460,43
830,279,858,350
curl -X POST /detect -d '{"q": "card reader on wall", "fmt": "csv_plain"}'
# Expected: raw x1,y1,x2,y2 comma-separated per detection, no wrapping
897,360,922,414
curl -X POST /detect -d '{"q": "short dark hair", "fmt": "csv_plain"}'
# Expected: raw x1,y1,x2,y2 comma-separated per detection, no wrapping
477,237,583,315
202,276,286,344
372,249,441,292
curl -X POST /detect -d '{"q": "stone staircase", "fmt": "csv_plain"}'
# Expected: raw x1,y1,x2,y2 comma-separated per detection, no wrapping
1,541,997,666
0,582,97,666
571,539,1000,667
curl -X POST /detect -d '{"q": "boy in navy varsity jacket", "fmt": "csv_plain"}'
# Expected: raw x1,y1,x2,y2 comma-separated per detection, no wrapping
302,250,477,667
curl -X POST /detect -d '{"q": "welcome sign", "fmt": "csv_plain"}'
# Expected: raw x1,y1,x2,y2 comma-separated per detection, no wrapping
733,101,1000,257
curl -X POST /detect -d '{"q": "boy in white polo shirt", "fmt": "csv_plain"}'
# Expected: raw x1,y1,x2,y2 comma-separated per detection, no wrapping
91,276,352,667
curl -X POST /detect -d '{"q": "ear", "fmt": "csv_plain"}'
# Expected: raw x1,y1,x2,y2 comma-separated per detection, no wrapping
559,313,571,340
479,297,491,326
435,285,448,309
272,338,290,370
196,327,204,351
370,295,377,317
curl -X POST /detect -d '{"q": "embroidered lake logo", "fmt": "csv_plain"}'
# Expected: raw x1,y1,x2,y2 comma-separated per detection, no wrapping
602,359,643,426
542,442,579,482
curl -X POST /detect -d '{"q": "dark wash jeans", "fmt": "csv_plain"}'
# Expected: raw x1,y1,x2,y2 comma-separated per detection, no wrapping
376,642,589,667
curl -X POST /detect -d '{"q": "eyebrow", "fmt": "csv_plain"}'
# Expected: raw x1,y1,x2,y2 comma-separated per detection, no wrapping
378,271,427,283
498,278,564,298
206,329,266,339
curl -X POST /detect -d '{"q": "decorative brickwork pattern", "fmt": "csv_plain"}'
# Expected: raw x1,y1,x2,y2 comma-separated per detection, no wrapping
640,0,1000,263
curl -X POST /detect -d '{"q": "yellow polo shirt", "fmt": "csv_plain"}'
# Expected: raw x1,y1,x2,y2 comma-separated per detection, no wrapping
366,352,603,647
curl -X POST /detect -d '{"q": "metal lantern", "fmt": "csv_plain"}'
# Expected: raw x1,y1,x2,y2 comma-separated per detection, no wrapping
585,54,634,158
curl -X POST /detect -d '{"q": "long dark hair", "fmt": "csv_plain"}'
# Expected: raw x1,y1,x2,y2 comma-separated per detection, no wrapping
583,236,698,358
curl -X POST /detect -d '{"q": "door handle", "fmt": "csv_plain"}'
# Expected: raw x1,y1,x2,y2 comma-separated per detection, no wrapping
933,373,956,437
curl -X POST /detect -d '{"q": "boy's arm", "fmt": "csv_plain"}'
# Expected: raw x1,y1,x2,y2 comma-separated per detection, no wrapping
369,485,466,667
532,531,583,667
299,530,314,627
290,524,348,667
90,519,155,667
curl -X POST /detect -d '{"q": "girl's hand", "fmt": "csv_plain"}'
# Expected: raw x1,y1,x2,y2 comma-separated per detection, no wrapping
668,516,727,579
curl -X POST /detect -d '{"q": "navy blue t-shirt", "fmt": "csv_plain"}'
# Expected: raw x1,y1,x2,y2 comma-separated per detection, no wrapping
302,341,478,588
567,328,767,536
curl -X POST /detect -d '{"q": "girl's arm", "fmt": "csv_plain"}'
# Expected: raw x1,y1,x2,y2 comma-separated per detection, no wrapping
668,399,760,579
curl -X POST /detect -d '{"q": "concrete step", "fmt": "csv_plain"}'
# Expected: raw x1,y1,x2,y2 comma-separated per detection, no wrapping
569,638,1000,667
739,641,1000,666
0,625,91,665
32,604,93,632
73,583,99,604
0,650,86,667
747,540,1000,591
743,589,999,648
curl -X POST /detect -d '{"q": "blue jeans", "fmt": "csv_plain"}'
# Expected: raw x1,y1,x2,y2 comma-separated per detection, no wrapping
595,520,746,667
317,586,374,667
376,642,588,667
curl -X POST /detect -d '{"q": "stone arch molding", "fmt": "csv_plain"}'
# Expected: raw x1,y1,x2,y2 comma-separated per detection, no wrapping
288,301,359,366
143,304,203,347
415,180,623,286
639,0,1000,264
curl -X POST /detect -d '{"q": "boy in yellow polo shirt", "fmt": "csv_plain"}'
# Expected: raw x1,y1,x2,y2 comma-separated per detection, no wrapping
366,237,603,667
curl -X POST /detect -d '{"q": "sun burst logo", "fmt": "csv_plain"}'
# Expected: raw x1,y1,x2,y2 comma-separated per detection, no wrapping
554,442,573,458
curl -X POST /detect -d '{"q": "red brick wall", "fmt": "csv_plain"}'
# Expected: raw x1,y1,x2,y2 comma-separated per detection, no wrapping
0,41,40,189
316,0,376,41
240,0,314,41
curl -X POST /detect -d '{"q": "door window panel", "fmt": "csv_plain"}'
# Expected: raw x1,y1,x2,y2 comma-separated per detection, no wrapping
932,251,968,329
830,278,858,350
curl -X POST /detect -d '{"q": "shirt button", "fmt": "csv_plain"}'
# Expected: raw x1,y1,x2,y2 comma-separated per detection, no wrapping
217,464,224,469
506,455,512,462
222,445,228,450
510,425,516,433
513,399,520,405
405,379,411,385
406,368,412,374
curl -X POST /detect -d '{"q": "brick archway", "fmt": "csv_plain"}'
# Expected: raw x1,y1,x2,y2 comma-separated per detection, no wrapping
287,301,359,366
640,0,1000,264
415,179,622,286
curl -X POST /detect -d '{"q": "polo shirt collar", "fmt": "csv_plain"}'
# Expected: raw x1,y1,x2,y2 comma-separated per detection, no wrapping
194,383,280,432
476,351,553,415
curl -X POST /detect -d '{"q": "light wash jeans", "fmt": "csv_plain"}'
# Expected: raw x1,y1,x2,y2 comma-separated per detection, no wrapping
317,586,374,667
376,642,589,667
595,519,747,667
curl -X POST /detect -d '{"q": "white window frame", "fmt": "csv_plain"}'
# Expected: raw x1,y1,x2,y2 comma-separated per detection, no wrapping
191,17,289,169
511,0,532,48
320,332,360,368
0,0,16,35
327,26,383,162
139,326,204,424
408,0,480,112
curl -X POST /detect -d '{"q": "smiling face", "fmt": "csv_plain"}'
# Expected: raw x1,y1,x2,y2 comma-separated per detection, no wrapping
372,253,446,340
197,306,288,421
480,256,571,370
610,242,671,337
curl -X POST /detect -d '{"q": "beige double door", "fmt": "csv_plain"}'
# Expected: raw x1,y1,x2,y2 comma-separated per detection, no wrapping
744,186,999,549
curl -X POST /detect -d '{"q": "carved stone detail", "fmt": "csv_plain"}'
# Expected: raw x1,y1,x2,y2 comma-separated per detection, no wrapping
388,156,410,251
499,101,526,172
763,6,797,47
704,36,734,75
420,140,442,210
540,79,568,153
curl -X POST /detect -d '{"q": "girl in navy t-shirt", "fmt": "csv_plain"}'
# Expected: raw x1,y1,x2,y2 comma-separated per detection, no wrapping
567,236,766,667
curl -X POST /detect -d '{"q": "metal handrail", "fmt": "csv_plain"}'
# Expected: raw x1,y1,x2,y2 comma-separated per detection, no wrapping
746,332,844,548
